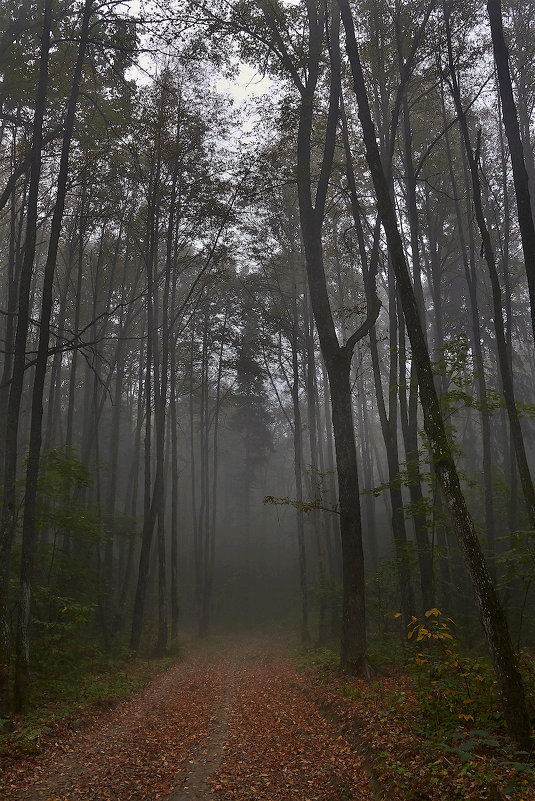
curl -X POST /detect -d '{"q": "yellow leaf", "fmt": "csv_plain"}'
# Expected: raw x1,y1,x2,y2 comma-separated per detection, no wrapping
425,608,441,617
393,612,402,619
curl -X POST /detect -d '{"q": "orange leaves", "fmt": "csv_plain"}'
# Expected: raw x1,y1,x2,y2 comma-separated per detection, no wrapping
210,648,370,801
2,653,226,800
4,638,531,801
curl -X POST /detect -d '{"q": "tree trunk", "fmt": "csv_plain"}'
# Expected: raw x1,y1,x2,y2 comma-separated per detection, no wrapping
444,6,535,532
303,294,328,644
487,0,535,348
290,258,310,645
0,0,52,715
169,332,180,639
289,4,378,674
441,89,495,576
339,0,532,746
13,0,93,711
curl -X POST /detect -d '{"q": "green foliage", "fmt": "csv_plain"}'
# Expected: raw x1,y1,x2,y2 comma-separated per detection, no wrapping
497,530,535,648
263,494,339,515
497,530,535,584
292,645,338,673
432,333,472,383
0,648,178,757
31,595,97,667
401,610,535,795
35,448,99,538
436,730,535,796
8,448,140,683
404,609,494,730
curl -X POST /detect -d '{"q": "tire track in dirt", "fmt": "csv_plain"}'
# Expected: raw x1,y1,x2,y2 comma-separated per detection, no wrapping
2,638,372,801
210,644,371,801
3,648,228,801
164,656,238,801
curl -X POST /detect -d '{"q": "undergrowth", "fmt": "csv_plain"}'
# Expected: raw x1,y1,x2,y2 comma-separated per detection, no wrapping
0,638,182,757
301,611,535,799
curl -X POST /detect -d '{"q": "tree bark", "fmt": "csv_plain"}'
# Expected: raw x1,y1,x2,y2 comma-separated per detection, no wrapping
0,0,52,715
289,4,379,673
443,5,535,532
13,0,93,710
487,0,535,349
339,0,532,746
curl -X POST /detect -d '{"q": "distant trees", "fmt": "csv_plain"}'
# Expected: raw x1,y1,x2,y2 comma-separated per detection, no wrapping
0,0,245,707
195,0,535,739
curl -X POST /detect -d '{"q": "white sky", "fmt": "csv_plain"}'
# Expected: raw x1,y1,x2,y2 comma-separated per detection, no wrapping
216,63,273,134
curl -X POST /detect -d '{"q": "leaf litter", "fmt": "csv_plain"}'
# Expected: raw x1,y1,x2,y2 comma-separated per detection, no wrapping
3,636,533,801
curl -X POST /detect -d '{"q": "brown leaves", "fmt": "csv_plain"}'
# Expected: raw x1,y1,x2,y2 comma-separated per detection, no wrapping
210,646,370,801
2,651,227,800
5,637,528,801
304,666,535,801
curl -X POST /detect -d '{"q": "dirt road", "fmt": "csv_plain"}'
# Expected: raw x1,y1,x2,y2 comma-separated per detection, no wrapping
2,638,371,801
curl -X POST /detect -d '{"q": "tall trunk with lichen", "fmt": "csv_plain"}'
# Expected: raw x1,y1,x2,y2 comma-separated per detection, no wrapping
339,0,531,747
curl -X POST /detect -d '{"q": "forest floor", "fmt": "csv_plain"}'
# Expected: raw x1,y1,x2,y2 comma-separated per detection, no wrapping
1,635,534,801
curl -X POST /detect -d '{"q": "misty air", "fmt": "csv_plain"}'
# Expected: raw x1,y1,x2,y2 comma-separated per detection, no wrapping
1,0,535,798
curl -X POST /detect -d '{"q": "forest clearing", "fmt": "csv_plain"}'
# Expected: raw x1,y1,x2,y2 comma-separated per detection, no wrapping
2,635,534,801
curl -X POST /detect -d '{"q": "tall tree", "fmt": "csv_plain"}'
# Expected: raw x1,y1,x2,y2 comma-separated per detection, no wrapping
0,0,53,714
487,0,535,348
13,0,94,710
339,0,532,746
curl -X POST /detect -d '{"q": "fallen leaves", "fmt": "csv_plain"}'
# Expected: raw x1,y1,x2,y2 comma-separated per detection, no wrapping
210,645,370,800
1,648,227,800
3,636,532,801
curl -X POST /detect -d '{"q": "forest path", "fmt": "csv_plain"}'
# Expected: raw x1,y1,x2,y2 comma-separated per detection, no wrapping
2,636,372,801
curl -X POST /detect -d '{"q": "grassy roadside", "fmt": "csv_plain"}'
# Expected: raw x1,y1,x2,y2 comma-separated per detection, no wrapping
0,642,183,759
295,645,535,800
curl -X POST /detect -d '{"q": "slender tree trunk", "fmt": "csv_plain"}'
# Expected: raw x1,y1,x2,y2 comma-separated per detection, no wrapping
197,302,209,636
0,0,52,715
13,0,93,710
303,294,328,643
441,90,495,575
290,261,310,645
118,330,145,615
487,0,535,348
291,5,378,674
356,365,378,573
399,94,434,610
444,6,535,532
0,175,25,484
44,237,77,450
65,203,86,447
130,143,161,652
321,359,342,579
339,0,532,745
